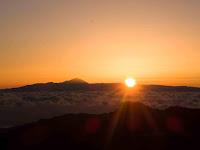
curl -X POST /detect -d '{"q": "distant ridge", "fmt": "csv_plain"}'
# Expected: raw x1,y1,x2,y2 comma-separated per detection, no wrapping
0,78,120,92
63,78,88,84
1,79,200,92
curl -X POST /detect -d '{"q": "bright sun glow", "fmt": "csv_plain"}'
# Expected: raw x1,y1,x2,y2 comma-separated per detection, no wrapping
125,78,136,87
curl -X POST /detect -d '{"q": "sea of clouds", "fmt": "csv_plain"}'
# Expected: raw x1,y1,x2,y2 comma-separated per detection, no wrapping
1,90,200,128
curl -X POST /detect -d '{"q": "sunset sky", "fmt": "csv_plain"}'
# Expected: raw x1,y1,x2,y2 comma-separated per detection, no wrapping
1,0,200,89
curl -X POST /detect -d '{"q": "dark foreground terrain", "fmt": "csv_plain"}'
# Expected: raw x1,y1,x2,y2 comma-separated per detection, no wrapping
1,101,200,150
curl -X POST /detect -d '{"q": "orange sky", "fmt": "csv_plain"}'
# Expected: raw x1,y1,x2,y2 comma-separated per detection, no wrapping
0,0,200,89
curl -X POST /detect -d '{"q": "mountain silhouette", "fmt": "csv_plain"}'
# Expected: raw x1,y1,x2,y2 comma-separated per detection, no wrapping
63,78,88,84
1,101,200,150
0,78,122,92
1,79,200,92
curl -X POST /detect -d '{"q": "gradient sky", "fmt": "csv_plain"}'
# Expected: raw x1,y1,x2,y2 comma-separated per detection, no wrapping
0,0,200,88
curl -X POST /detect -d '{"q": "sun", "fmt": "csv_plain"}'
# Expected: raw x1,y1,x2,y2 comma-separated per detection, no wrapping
125,78,136,87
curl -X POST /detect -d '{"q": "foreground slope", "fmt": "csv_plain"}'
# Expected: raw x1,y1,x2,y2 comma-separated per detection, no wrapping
1,102,200,150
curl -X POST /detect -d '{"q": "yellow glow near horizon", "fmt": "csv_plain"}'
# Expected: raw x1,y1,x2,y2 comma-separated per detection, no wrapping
0,0,200,88
125,78,136,87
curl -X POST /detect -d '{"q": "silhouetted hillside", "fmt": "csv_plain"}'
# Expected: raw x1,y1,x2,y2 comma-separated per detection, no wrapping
0,78,122,92
63,78,88,84
1,102,200,150
1,79,200,92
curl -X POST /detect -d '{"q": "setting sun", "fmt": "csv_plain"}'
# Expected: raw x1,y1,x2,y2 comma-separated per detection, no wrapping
125,78,136,87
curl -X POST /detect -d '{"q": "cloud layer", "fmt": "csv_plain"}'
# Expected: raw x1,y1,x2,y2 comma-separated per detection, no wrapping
1,90,200,127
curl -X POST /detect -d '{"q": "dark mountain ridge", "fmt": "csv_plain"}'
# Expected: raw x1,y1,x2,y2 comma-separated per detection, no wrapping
1,101,200,150
62,78,88,84
1,78,200,92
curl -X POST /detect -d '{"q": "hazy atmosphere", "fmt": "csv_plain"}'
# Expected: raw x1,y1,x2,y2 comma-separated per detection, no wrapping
1,1,200,150
1,0,200,88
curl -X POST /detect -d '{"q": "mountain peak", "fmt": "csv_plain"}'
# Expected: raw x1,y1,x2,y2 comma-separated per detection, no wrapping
63,78,88,84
